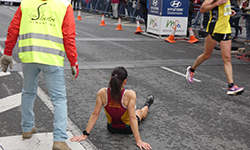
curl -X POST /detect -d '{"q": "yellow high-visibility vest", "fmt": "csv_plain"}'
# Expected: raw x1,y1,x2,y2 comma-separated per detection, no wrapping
18,0,70,67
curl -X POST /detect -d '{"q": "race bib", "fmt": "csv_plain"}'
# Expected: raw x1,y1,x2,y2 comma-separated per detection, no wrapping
224,5,231,16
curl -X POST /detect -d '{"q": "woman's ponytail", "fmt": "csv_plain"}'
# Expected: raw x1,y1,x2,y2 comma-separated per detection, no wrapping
108,67,127,102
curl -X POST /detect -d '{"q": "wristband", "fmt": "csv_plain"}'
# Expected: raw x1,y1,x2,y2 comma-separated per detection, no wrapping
83,130,90,136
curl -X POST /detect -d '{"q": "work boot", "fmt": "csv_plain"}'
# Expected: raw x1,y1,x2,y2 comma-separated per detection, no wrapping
144,94,154,108
52,142,71,150
22,126,36,139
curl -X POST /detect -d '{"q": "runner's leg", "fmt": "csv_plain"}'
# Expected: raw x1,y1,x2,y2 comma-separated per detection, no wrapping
219,40,233,84
192,34,217,70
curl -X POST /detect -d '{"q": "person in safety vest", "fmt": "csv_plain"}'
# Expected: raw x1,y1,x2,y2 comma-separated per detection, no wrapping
0,0,79,149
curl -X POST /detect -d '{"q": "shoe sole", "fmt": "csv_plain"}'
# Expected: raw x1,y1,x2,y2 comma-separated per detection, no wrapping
227,89,244,96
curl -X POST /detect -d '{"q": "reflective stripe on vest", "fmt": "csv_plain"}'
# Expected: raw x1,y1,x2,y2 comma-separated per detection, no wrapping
19,33,63,44
19,46,65,58
18,0,69,67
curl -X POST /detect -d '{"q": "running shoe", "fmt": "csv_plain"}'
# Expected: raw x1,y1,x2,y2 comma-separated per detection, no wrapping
144,94,154,108
186,66,195,83
227,85,244,96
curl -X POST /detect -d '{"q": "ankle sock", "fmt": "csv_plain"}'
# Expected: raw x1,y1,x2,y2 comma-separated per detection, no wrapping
228,83,234,88
190,67,195,72
143,102,150,108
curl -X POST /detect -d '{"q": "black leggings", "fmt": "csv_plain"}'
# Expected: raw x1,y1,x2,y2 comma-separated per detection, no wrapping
107,115,141,134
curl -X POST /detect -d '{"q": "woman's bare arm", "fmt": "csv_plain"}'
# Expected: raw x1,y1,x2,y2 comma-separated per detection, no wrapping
200,0,227,13
70,88,105,142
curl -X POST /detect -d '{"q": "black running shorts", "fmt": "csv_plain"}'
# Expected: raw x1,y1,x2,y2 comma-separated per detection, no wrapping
210,33,232,42
107,115,141,134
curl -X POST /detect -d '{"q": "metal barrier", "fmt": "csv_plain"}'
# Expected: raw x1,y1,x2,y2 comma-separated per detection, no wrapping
75,0,144,22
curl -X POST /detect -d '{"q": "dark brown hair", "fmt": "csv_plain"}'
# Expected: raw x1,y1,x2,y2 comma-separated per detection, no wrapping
108,67,128,103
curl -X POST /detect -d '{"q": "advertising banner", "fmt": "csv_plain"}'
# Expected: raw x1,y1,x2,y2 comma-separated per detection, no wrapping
147,0,189,36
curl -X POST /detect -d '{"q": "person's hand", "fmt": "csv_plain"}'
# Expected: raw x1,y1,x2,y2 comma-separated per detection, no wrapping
231,10,236,16
70,62,79,81
70,135,87,142
0,55,13,72
136,141,152,150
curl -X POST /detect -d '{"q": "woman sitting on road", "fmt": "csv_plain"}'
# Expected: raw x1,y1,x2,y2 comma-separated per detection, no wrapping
70,66,154,150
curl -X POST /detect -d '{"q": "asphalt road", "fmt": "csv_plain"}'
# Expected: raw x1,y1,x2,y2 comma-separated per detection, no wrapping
0,4,250,150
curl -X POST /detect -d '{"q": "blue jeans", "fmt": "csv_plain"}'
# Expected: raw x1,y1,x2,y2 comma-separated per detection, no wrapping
21,63,68,142
245,18,250,40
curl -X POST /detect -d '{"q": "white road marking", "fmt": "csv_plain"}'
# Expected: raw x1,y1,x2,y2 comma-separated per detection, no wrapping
2,5,17,11
0,93,21,113
0,37,6,42
0,43,4,54
75,37,155,41
161,66,202,82
0,132,83,150
0,72,11,77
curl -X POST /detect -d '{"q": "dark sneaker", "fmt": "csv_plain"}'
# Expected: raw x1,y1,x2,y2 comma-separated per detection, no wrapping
52,142,71,150
144,94,154,108
186,66,195,83
22,126,36,139
227,85,244,96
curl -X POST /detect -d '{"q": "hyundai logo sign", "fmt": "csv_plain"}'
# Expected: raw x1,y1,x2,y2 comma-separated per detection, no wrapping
170,0,182,8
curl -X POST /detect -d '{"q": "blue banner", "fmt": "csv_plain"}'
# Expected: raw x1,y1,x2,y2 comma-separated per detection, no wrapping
148,0,189,17
162,0,188,17
148,0,162,15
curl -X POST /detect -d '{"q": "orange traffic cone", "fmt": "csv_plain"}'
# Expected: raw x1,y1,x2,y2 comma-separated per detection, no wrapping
99,14,106,26
76,10,82,20
165,26,176,43
115,18,123,30
134,20,143,34
188,28,199,43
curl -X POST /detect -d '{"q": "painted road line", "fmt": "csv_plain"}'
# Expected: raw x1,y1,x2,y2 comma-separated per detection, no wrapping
0,37,6,42
0,72,11,77
0,43,4,54
75,37,156,41
0,131,83,150
161,66,202,83
0,93,21,113
2,5,17,11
